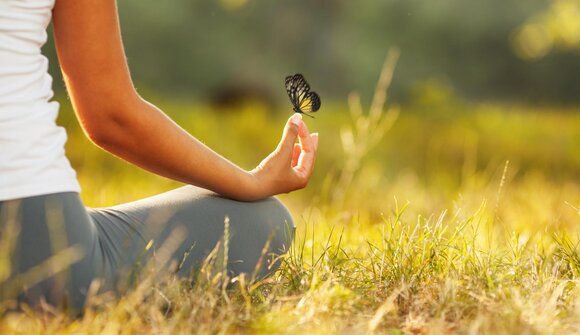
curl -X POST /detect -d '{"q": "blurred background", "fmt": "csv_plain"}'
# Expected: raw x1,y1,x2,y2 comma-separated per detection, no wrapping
45,0,580,104
45,0,578,231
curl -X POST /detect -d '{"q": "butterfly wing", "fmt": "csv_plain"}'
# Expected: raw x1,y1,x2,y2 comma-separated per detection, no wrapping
285,74,309,108
299,92,321,113
285,74,321,116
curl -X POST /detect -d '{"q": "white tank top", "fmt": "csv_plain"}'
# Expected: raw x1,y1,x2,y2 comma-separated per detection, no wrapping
0,0,80,201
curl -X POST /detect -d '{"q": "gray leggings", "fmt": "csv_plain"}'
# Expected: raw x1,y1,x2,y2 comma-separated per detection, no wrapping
0,186,294,311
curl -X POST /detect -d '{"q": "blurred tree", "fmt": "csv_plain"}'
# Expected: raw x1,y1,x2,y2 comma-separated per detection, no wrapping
43,0,580,105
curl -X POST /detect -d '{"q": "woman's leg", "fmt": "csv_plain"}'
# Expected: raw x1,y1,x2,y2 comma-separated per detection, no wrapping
89,186,295,287
0,193,101,312
0,187,294,311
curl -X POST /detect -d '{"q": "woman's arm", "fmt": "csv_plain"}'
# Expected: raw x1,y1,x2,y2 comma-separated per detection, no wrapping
52,0,318,201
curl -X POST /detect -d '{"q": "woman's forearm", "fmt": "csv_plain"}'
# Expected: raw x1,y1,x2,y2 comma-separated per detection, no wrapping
88,95,258,201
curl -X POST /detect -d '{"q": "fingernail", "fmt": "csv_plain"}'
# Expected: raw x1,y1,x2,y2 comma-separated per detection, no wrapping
291,113,302,126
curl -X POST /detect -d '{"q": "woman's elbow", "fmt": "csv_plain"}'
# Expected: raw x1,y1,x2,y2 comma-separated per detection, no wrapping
77,94,141,149
85,124,114,149
81,109,128,150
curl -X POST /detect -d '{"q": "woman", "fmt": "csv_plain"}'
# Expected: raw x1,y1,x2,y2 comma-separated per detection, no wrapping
0,0,318,312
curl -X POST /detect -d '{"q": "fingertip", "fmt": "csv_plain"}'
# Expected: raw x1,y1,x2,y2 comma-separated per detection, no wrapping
311,133,319,147
291,113,302,126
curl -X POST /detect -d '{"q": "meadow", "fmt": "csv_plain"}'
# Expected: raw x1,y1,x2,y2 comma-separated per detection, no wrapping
1,68,579,334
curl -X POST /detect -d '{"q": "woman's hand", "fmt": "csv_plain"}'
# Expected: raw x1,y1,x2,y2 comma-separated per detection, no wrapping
247,114,319,199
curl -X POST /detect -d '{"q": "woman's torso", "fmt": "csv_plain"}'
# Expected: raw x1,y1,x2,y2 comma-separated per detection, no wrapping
0,0,80,201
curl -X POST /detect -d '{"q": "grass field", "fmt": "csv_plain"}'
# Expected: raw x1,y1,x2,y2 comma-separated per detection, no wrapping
1,83,579,334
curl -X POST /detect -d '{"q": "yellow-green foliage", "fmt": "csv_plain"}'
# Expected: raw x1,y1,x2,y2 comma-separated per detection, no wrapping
1,97,579,334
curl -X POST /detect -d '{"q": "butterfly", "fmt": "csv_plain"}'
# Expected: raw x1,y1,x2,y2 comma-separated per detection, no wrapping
285,73,321,118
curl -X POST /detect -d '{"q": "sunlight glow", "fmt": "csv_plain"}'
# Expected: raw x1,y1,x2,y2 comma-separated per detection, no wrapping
220,0,249,11
513,0,580,59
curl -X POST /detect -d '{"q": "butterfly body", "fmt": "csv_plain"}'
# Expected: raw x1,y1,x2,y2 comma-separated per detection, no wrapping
285,73,321,117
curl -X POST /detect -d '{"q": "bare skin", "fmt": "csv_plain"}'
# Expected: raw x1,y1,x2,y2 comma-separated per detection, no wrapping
52,0,318,201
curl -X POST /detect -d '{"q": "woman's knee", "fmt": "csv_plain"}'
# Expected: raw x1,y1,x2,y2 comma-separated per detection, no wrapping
260,197,295,254
226,197,295,277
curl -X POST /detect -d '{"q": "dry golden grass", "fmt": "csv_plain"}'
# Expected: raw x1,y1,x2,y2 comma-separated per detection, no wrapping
1,60,579,333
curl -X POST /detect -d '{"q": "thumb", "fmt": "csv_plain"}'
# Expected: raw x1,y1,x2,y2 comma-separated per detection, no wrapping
277,113,302,154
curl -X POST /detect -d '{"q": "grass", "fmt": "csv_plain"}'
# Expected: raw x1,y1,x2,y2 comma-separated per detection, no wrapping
1,77,579,333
